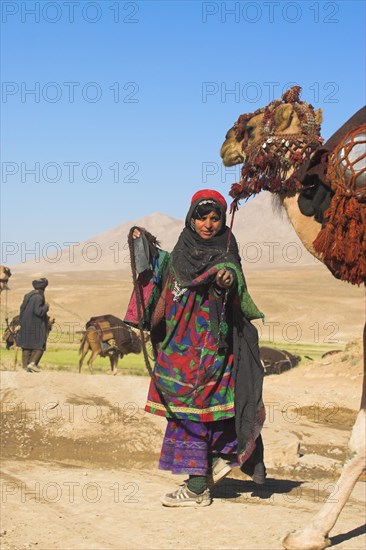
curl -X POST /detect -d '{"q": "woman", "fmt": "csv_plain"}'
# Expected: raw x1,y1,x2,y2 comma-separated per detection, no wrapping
143,189,266,507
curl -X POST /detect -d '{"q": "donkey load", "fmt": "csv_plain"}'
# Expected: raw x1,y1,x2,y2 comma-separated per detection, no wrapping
79,314,142,374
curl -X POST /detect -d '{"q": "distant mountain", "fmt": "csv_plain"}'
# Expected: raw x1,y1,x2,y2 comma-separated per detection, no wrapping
14,192,317,273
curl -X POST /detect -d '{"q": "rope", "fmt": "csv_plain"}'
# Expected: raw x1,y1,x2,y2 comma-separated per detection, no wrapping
1,288,9,341
327,124,366,199
4,288,8,325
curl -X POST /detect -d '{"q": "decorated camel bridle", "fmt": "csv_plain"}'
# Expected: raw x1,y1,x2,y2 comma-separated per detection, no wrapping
229,85,366,286
230,86,324,201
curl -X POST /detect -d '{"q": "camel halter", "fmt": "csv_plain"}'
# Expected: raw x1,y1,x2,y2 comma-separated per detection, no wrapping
230,86,323,200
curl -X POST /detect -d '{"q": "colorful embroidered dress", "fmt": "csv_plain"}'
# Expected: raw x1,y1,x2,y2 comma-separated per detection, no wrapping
145,273,234,422
145,261,263,423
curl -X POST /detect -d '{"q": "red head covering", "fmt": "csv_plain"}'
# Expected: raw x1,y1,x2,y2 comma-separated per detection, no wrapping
190,189,227,211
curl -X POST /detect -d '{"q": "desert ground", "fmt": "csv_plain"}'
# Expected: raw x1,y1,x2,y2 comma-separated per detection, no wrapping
2,264,364,343
0,266,365,549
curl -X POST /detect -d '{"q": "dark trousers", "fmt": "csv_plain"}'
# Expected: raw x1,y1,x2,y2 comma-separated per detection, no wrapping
22,349,44,369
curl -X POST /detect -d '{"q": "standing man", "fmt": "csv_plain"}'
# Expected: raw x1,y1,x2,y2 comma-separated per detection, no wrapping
17,278,49,373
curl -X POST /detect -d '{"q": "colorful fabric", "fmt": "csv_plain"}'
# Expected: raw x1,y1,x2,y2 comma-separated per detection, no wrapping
159,418,238,475
218,261,264,322
124,248,170,329
124,276,155,327
145,266,236,422
145,260,264,421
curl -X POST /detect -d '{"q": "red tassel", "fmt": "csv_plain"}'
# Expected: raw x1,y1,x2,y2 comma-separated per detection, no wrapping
313,222,335,257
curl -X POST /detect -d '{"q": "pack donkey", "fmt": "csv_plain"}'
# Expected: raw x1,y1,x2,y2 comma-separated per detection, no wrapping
79,314,142,374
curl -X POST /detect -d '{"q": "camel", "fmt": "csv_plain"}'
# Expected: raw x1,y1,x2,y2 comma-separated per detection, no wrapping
0,266,12,355
259,346,301,376
79,314,142,374
220,86,365,550
0,266,11,293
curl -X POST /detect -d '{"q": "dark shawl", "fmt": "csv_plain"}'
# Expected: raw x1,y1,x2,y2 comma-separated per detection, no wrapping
171,225,242,287
171,197,241,286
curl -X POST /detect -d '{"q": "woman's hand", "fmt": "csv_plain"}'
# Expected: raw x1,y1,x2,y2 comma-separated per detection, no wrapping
215,269,234,289
132,228,142,239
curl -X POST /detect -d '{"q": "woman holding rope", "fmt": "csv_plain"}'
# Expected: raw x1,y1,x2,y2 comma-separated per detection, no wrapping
131,189,266,507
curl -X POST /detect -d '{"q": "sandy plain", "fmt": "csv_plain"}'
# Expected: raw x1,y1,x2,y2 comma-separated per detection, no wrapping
0,266,365,549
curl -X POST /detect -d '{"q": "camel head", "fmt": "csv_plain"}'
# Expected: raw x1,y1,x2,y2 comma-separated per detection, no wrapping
220,86,323,201
0,266,12,292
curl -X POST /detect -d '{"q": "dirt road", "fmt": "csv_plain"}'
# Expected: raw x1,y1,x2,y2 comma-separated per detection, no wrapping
1,343,365,550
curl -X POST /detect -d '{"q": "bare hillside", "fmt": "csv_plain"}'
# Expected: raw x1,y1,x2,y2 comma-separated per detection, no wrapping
13,192,315,273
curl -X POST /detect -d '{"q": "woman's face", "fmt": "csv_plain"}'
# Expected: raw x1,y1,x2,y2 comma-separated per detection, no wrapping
193,210,221,240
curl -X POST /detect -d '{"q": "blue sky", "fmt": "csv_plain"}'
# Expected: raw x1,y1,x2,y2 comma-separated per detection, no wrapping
1,0,365,265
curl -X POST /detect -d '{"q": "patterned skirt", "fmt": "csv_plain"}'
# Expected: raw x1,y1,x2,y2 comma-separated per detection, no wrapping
159,417,238,475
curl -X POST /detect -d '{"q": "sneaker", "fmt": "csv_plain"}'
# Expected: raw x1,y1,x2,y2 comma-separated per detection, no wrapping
161,484,212,507
27,363,40,373
207,457,232,488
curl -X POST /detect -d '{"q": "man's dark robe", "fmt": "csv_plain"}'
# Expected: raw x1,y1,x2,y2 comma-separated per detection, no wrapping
17,291,49,350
